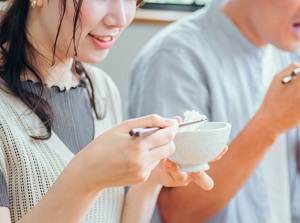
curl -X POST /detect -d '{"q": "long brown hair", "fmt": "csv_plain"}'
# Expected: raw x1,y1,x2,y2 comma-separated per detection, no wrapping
136,0,144,7
0,0,87,139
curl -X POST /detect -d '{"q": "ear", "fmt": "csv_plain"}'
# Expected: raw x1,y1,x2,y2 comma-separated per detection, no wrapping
36,0,44,7
30,0,43,8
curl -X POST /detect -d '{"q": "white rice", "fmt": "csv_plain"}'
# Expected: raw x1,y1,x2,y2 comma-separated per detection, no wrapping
179,110,207,132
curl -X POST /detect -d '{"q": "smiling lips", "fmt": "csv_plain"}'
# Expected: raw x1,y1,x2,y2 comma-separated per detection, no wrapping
89,33,115,49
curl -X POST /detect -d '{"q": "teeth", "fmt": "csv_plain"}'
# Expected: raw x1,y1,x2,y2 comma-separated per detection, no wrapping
93,35,112,42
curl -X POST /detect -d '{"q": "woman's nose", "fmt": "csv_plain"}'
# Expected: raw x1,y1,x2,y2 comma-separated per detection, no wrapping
103,1,127,28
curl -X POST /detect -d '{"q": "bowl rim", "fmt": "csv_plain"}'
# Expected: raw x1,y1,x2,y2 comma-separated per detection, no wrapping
178,121,231,133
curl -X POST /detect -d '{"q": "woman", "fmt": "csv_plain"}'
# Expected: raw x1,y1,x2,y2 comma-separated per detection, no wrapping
0,0,221,222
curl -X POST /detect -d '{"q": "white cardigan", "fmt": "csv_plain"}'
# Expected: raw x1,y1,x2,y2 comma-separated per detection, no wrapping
0,65,124,223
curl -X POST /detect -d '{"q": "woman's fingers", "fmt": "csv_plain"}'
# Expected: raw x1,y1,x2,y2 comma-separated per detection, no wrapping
151,160,215,189
211,145,228,162
163,160,190,186
172,116,183,123
130,123,178,162
190,171,214,190
123,114,178,133
161,160,214,189
124,115,179,161
147,140,176,163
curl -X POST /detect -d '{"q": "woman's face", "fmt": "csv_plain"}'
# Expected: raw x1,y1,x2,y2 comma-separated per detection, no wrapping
30,0,137,63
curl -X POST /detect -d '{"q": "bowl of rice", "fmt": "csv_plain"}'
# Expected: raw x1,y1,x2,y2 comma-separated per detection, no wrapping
168,110,231,172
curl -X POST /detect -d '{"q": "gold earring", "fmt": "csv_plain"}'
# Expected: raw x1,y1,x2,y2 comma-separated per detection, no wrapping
31,0,37,8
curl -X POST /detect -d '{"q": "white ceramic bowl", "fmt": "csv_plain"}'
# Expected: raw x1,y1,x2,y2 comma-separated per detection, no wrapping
168,122,231,172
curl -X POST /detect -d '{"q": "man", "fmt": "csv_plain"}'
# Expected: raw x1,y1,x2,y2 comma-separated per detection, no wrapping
127,0,300,222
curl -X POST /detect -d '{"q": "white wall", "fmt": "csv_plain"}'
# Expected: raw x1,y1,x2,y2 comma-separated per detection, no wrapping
95,23,165,112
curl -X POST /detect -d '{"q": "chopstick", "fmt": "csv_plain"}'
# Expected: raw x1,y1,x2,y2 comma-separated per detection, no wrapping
282,67,300,84
129,118,207,137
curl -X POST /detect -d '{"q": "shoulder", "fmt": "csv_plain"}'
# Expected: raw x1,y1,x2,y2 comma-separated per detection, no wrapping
82,63,122,120
0,81,45,138
134,9,215,64
149,7,211,44
83,63,119,93
0,79,30,120
0,84,20,118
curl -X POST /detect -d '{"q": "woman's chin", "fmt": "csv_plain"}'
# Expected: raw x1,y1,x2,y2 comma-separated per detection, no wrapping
76,54,109,64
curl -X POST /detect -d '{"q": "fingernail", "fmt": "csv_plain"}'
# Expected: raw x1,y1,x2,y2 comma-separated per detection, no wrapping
165,159,173,168
202,175,214,190
193,172,214,190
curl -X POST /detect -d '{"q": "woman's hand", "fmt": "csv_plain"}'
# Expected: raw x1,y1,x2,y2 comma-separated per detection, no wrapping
148,160,213,190
148,146,228,190
71,114,179,191
211,145,228,162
